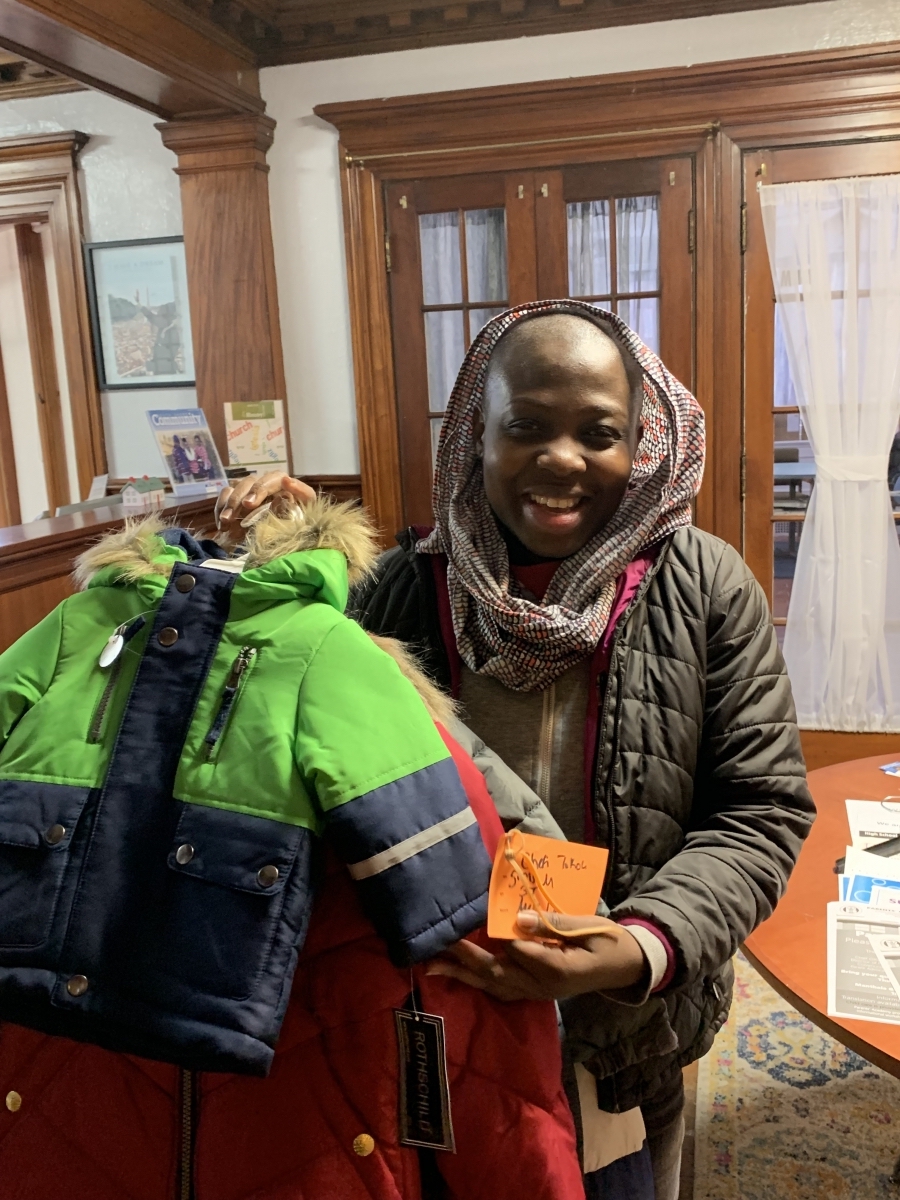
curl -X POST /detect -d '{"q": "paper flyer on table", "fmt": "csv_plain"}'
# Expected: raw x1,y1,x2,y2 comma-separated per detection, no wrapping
846,798,900,850
845,875,900,904
868,932,900,1004
827,902,900,1024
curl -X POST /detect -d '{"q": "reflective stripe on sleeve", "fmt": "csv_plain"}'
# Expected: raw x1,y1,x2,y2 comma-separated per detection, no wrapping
347,807,478,881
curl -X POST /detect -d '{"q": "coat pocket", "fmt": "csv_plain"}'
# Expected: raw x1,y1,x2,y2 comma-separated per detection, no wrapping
0,780,92,949
149,801,312,1002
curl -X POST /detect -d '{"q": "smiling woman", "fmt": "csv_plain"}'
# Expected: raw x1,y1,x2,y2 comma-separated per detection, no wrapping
216,299,815,1200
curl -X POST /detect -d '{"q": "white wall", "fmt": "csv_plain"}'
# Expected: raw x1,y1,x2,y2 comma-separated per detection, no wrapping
261,0,900,475
0,89,195,486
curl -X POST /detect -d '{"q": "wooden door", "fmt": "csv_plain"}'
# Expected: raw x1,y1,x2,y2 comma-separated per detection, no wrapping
743,141,900,634
386,157,696,526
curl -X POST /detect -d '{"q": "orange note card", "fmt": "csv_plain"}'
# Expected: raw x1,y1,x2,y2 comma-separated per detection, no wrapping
486,831,609,941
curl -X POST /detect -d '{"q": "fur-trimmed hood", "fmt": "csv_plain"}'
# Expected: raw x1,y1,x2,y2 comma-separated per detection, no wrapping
71,498,457,725
73,497,380,592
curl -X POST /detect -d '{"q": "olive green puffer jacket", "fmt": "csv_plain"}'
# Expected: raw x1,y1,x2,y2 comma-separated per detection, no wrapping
351,524,816,1112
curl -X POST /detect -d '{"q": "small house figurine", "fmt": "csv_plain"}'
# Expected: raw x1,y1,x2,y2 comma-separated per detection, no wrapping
120,476,166,514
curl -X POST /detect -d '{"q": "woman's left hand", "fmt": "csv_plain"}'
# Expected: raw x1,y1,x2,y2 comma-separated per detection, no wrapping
425,911,648,1002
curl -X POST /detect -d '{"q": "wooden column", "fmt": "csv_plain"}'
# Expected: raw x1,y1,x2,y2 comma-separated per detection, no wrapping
157,114,288,464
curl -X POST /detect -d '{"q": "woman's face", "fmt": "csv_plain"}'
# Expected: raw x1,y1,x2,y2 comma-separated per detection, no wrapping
475,315,642,559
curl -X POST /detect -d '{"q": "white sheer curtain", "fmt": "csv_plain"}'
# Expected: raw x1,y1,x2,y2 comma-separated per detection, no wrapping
760,176,900,730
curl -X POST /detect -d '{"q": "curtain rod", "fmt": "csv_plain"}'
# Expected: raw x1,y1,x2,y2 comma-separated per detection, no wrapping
343,121,718,165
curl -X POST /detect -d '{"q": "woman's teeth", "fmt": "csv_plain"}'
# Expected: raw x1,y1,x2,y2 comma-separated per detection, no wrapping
528,495,581,510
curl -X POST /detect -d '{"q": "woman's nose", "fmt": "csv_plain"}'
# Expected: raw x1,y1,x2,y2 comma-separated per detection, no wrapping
536,438,586,475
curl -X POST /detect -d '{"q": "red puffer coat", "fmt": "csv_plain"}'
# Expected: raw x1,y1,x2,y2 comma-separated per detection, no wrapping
0,727,582,1200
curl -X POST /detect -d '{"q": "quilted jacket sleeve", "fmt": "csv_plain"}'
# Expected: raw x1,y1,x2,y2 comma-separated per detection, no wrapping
614,540,816,990
294,615,491,965
0,604,64,750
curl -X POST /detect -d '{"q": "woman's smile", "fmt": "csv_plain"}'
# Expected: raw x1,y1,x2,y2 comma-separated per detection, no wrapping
522,490,592,534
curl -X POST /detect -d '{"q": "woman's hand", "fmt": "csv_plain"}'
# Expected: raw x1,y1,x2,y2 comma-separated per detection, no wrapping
425,911,647,1002
215,472,317,542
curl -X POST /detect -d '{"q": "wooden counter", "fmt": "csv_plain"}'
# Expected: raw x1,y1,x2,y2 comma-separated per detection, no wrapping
0,496,217,652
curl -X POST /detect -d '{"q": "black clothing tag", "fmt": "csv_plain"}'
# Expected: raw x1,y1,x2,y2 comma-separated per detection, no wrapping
394,1008,455,1152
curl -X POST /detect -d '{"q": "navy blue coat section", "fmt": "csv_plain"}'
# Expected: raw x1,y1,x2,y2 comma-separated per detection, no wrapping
324,758,490,965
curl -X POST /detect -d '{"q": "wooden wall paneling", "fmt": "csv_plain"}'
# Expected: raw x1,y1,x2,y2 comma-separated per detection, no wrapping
341,157,404,543
0,0,264,119
658,156,694,393
504,171,537,305
385,179,433,525
692,134,715,535
0,573,72,649
0,134,104,499
0,338,20,526
299,473,362,504
533,168,567,299
741,148,775,599
15,221,69,510
157,114,288,468
711,130,744,553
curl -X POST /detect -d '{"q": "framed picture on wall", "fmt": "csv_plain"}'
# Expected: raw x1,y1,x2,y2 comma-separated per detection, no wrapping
84,236,195,389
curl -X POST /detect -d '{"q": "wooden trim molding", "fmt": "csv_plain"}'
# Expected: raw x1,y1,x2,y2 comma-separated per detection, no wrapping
0,132,105,499
300,473,363,504
15,223,70,510
0,339,20,527
316,39,900,549
0,0,264,119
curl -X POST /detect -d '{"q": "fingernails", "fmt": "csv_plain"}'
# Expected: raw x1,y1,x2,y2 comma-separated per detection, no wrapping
220,507,232,520
425,965,447,977
245,493,256,505
517,911,539,931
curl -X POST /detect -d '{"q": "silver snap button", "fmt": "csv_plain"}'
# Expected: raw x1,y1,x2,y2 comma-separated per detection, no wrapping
158,627,179,647
175,843,195,865
257,865,279,888
66,975,89,997
44,824,66,846
175,574,196,593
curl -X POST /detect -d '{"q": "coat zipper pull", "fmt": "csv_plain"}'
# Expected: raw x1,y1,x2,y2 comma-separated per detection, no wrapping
204,647,256,755
98,615,146,669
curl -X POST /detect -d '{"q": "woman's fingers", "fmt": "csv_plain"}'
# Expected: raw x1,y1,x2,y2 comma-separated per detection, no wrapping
507,914,647,996
215,472,316,532
425,940,558,1002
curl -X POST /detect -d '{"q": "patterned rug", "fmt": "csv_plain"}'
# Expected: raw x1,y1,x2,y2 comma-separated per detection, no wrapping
694,952,900,1200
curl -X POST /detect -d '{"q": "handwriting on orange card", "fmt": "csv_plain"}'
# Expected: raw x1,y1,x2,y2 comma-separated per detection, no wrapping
486,831,609,940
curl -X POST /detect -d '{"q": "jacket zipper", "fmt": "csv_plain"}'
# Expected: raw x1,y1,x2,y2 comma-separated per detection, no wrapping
204,647,257,759
536,681,556,803
177,1067,196,1200
87,657,124,744
86,616,147,745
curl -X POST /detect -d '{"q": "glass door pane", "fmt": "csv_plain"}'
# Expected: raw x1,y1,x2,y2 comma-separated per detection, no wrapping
419,205,508,447
566,193,660,353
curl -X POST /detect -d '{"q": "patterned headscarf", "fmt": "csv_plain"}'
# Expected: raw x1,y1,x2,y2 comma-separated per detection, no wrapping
417,300,706,692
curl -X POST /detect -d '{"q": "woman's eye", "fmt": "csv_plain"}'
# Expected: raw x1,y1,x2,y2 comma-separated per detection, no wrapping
584,426,621,443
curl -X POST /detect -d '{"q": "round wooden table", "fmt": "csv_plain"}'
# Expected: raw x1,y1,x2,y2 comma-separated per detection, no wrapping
744,753,900,1079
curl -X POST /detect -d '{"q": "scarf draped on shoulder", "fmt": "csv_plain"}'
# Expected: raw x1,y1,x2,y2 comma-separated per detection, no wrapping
417,300,706,693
